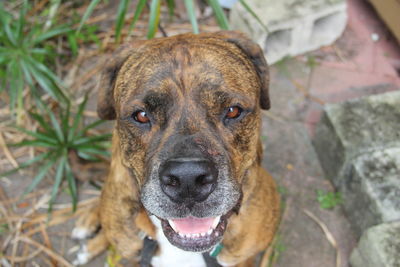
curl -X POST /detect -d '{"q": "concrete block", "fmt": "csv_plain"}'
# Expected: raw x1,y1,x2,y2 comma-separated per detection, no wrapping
313,90,400,236
350,222,400,267
313,91,400,188
344,147,400,236
229,0,347,64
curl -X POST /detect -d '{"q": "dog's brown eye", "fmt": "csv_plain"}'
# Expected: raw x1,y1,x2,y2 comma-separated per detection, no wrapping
225,106,242,119
133,110,150,123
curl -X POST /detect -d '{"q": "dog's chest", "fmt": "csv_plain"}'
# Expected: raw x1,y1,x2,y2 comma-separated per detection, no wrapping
150,217,206,267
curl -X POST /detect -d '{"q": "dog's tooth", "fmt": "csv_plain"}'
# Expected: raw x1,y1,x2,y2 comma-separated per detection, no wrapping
179,232,184,238
185,234,191,238
212,216,221,229
168,220,178,232
207,229,213,235
215,232,219,237
200,232,206,237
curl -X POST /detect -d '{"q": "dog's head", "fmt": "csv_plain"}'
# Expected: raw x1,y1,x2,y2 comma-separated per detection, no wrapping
97,31,269,252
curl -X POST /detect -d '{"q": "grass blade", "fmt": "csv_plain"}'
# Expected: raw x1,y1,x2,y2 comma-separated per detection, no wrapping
72,134,111,146
239,0,268,32
22,157,56,197
128,0,146,35
67,32,79,56
147,0,161,39
0,151,52,177
166,0,175,19
77,0,102,34
115,0,131,43
34,26,72,45
48,155,66,213
65,162,77,211
76,119,107,136
207,0,229,30
29,112,57,138
68,95,88,141
12,139,58,148
184,0,199,34
14,126,58,145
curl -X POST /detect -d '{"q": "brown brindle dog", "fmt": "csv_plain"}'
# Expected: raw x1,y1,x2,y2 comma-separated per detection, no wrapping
71,31,280,267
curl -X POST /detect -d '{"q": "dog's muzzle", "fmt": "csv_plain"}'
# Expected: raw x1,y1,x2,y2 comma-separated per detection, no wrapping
159,157,218,206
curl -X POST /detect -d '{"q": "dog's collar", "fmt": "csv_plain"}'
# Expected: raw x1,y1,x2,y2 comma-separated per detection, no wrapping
209,243,224,258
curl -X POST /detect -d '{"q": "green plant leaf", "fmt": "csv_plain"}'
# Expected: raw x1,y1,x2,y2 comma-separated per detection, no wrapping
16,0,29,44
12,139,58,148
22,156,57,197
48,155,66,213
147,0,161,39
29,112,57,138
239,0,268,32
115,0,131,43
65,162,77,211
47,106,64,142
166,0,175,19
72,134,112,146
68,95,88,142
3,20,18,46
0,151,52,178
34,26,72,45
184,0,199,34
77,0,102,34
14,126,58,145
206,0,229,30
75,146,110,156
77,119,108,136
128,0,146,35
67,32,79,56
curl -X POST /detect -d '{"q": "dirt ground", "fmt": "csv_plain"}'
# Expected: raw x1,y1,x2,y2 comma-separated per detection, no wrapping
1,0,400,266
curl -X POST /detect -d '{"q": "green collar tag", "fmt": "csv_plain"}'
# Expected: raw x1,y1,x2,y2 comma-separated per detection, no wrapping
209,243,224,258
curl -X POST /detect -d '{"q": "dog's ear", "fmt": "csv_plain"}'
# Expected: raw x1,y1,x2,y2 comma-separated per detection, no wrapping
97,43,143,120
215,31,270,110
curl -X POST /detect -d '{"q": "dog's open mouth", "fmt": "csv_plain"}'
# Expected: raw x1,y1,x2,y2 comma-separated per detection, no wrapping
160,213,231,252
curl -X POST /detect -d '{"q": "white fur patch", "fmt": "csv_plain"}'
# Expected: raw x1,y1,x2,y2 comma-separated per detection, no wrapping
150,216,206,267
71,227,91,240
72,245,90,266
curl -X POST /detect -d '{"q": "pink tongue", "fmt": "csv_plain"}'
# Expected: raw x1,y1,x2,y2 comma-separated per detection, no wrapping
171,217,215,234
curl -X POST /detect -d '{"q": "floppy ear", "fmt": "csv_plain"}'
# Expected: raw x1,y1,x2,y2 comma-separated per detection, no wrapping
97,43,143,120
215,31,270,110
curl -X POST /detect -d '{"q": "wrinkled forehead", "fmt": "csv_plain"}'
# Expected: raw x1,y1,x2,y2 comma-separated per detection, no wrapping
115,40,260,107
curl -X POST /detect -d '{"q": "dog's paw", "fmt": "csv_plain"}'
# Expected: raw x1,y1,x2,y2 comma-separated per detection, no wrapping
72,244,91,266
71,229,109,266
71,226,96,240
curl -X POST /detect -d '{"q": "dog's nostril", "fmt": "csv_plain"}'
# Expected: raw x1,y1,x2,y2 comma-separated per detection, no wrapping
162,175,180,187
196,174,214,185
167,176,180,187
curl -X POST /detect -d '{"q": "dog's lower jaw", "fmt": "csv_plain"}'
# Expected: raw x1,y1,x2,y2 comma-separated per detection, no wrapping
150,216,207,267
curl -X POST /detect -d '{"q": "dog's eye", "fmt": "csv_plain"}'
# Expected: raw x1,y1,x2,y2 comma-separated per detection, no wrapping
225,106,242,119
133,110,150,124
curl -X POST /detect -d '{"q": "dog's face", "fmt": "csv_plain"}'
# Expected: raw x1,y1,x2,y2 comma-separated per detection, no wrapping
97,31,270,252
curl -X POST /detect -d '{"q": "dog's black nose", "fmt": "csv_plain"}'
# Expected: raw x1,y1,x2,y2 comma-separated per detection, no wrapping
159,158,218,204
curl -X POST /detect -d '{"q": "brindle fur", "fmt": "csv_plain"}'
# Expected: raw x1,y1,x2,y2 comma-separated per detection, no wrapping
75,31,280,266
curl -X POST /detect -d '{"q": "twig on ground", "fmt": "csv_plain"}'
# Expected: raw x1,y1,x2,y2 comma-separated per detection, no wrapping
17,236,74,267
303,209,341,267
0,132,19,168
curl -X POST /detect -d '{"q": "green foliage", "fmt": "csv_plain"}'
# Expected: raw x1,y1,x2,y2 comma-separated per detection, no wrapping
268,234,286,267
0,1,72,119
0,96,111,213
316,190,342,210
78,0,232,42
